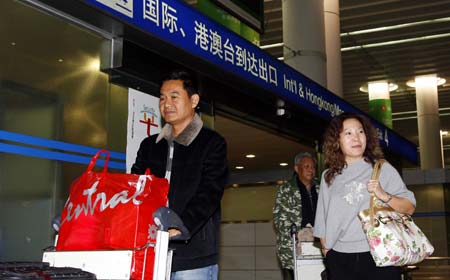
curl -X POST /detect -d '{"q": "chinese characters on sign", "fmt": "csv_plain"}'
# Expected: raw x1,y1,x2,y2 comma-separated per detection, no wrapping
193,20,278,87
143,0,185,37
142,2,278,86
87,0,418,163
135,0,348,120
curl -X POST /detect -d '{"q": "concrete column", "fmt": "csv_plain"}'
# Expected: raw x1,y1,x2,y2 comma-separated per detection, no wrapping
368,81,393,128
415,74,444,169
282,0,327,87
324,0,343,97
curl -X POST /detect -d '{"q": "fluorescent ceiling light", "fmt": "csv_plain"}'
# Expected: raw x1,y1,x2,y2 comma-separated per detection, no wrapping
392,108,450,116
246,154,256,158
341,17,450,37
391,108,450,121
260,42,284,49
262,17,450,54
341,32,450,52
274,32,450,56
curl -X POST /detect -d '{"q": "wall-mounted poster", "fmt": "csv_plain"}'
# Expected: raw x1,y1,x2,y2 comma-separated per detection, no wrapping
126,88,161,173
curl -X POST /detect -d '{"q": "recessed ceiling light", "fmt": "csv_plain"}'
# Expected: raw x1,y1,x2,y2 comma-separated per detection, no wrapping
232,184,239,188
10,42,16,46
279,162,288,166
406,77,446,88
235,166,244,169
58,58,64,63
246,154,255,158
359,83,398,93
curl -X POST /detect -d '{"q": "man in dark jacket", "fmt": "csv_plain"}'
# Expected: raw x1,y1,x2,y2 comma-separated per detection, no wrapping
131,70,228,280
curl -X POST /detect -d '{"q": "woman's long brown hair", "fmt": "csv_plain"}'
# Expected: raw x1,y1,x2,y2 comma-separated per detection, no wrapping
323,112,384,185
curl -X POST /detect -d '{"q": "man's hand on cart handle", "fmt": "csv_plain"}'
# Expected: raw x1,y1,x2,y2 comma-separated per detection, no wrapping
153,207,190,241
168,229,182,238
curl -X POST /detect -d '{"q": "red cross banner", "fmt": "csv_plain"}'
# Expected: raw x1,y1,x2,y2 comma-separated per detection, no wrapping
126,88,162,173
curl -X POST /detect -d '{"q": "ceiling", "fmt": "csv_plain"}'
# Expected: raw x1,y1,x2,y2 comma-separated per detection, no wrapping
215,114,314,180
259,0,450,168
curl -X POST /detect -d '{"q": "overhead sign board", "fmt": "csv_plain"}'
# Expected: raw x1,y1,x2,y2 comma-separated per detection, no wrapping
83,0,418,164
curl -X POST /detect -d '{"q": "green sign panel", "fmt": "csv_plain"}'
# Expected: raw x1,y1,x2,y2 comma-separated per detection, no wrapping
197,0,240,34
241,22,260,46
197,0,259,45
369,99,392,129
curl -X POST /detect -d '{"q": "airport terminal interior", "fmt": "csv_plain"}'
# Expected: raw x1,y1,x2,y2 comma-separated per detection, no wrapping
1,0,450,279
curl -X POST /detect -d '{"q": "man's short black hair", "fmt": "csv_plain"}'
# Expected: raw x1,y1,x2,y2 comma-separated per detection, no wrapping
161,70,199,97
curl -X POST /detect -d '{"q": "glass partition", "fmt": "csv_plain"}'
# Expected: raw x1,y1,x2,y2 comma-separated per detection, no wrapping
0,0,128,260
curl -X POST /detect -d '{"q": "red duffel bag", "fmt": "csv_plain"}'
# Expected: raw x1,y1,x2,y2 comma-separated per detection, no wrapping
56,150,169,280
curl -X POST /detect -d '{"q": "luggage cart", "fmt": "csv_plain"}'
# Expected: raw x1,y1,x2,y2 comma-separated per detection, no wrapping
43,207,189,280
290,224,326,280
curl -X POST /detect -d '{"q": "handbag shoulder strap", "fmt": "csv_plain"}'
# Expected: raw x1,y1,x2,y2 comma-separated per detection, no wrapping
369,159,385,225
371,160,385,180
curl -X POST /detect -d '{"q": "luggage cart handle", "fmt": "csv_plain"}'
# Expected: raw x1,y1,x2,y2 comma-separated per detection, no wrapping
153,207,190,241
291,223,299,280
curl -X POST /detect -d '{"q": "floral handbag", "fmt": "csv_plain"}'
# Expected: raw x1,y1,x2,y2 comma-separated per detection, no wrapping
358,160,434,266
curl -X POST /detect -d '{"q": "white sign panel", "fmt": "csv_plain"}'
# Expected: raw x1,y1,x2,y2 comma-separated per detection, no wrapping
96,0,133,18
126,88,161,173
